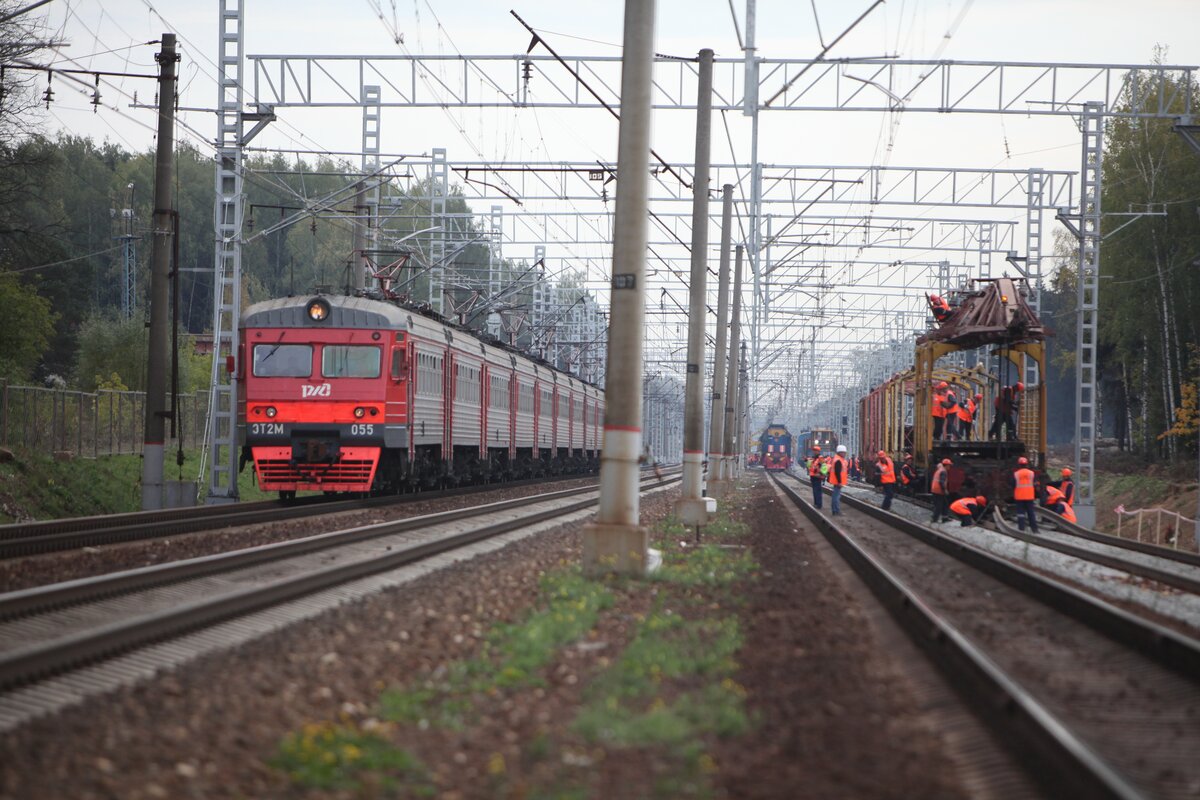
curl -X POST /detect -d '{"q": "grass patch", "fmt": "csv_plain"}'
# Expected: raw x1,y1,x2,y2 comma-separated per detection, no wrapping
0,446,270,523
378,569,613,727
273,720,432,795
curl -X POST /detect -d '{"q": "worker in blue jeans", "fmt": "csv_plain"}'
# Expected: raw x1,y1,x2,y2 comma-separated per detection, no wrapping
829,445,849,515
806,446,826,509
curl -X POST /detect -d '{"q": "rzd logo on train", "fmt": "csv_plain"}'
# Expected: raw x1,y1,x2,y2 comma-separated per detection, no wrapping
301,383,332,398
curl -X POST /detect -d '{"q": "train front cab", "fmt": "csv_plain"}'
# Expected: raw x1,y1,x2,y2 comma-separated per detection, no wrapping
240,297,411,497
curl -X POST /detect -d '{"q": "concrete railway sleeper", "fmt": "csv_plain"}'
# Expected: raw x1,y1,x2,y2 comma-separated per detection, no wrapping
774,473,1200,800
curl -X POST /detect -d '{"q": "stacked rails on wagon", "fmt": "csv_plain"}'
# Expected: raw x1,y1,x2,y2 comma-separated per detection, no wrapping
238,294,603,498
759,423,794,471
798,428,838,456
858,277,1049,505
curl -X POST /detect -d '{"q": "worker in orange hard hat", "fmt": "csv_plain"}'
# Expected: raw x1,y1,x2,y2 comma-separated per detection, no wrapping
807,445,827,509
930,457,952,524
900,454,917,491
875,449,896,511
1043,484,1077,524
950,495,988,527
957,391,982,441
990,381,1025,442
932,381,950,441
1009,455,1039,533
929,293,953,324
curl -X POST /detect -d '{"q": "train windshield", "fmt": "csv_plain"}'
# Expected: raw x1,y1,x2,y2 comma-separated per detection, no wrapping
252,344,312,377
322,345,381,379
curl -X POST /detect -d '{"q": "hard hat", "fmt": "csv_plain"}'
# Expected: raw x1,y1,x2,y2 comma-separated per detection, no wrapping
941,458,952,466
1016,381,1025,391
976,496,987,504
904,454,913,460
930,294,942,302
877,450,887,458
1062,468,1072,477
937,381,948,389
836,445,847,453
1017,456,1028,465
974,393,983,400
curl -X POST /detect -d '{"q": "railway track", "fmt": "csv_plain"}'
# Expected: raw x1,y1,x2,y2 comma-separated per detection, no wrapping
0,474,601,559
842,477,1200,596
0,472,679,729
775,473,1200,799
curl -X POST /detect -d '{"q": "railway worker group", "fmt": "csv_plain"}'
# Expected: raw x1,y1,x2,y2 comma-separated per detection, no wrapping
931,379,1025,443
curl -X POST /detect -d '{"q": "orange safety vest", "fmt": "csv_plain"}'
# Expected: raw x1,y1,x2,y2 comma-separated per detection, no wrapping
1061,479,1075,506
808,456,824,478
1013,468,1036,501
901,464,914,485
877,457,896,484
932,388,947,418
829,455,848,486
931,464,948,495
1058,502,1077,524
956,397,974,423
1045,485,1065,505
949,497,976,516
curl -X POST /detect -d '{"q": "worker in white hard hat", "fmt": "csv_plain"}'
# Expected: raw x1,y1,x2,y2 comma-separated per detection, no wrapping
830,444,849,515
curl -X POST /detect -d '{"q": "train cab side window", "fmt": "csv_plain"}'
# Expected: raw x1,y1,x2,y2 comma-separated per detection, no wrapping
252,343,312,377
322,345,381,378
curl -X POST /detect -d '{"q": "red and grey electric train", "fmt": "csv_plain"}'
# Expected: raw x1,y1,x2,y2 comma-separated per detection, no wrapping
238,294,603,497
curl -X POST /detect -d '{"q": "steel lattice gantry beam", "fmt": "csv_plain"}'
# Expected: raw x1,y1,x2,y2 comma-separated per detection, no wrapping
247,54,1196,118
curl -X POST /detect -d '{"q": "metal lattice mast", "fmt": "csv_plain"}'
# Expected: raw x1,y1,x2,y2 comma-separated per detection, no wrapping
487,204,503,337
1074,102,1105,527
361,84,381,288
118,233,137,319
1024,168,1046,389
205,0,246,504
429,147,448,313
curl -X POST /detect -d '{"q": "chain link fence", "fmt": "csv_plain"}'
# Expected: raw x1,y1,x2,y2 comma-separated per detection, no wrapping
0,382,210,458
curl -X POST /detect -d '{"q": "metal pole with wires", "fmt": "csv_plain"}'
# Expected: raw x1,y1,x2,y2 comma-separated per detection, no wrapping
581,0,658,576
674,47,716,530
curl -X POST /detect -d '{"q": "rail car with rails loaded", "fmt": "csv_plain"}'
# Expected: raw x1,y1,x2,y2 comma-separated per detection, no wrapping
237,294,603,498
758,424,794,471
858,277,1049,506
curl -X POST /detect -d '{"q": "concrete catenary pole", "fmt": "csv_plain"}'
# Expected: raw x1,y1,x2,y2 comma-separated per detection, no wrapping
141,33,178,511
581,0,658,576
707,184,733,490
722,244,744,479
674,47,715,528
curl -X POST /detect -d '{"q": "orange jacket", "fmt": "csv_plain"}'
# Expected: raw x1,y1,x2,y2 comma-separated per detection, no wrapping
931,464,949,495
950,497,980,516
956,397,975,423
1057,502,1077,524
1061,479,1075,506
932,388,947,418
829,455,848,486
808,456,825,478
1013,468,1036,501
876,457,896,484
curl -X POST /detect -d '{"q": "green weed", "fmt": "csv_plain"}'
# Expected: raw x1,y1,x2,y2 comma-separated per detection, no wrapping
273,720,432,795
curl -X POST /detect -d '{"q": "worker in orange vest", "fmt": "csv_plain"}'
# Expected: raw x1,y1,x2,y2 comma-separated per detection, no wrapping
930,458,951,523
929,293,953,324
956,392,979,440
991,382,1025,441
874,450,896,511
900,454,917,492
932,381,949,441
1009,456,1039,533
1057,467,1075,506
942,391,960,440
829,445,849,515
807,446,826,509
950,495,988,527
1044,485,1077,524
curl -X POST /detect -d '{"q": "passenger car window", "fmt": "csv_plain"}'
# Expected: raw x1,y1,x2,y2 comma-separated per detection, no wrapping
252,343,312,377
322,345,381,378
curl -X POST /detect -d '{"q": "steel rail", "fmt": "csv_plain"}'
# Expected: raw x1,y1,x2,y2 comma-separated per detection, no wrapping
817,477,1200,680
774,475,1145,800
0,473,680,692
847,481,1200,592
0,474,597,559
1034,507,1200,568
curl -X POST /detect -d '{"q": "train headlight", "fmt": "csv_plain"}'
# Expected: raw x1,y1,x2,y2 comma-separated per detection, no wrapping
305,297,331,322
354,406,366,418
266,406,277,418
